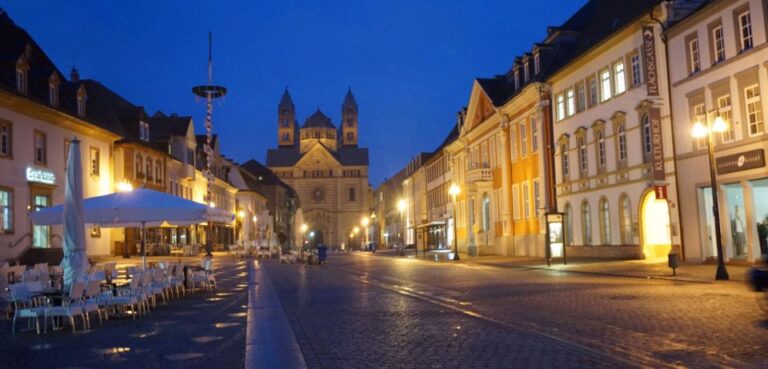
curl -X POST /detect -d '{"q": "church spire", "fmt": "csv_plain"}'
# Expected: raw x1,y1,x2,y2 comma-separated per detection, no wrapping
342,87,357,111
278,87,295,112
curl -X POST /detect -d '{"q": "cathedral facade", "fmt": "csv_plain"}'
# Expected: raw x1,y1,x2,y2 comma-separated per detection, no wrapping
266,89,370,248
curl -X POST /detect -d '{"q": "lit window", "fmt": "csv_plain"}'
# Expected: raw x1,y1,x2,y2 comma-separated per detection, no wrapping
738,11,753,51
718,95,734,143
600,69,612,102
688,38,700,74
630,53,642,87
745,85,763,136
712,25,725,63
693,104,707,150
613,61,626,95
556,94,565,121
0,188,13,233
566,88,575,117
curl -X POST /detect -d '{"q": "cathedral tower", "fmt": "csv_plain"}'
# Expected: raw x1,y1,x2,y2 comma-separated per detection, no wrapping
341,88,358,147
277,89,296,147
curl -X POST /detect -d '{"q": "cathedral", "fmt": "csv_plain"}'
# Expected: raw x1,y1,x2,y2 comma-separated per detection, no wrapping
266,89,370,248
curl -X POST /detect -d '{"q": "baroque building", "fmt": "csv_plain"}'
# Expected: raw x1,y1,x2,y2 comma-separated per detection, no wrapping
266,89,369,247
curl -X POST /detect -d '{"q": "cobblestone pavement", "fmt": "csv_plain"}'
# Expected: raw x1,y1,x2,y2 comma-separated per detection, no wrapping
266,253,768,369
0,256,249,369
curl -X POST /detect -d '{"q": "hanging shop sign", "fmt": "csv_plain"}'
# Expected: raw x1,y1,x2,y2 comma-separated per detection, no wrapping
716,149,765,175
649,107,665,181
654,185,668,200
26,167,56,185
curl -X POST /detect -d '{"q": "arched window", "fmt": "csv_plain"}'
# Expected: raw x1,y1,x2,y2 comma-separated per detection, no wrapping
348,187,356,202
282,133,290,141
596,131,606,167
599,197,611,245
578,137,588,173
482,194,491,232
564,203,573,246
581,200,592,245
561,143,569,178
618,124,627,161
642,114,652,158
619,194,634,244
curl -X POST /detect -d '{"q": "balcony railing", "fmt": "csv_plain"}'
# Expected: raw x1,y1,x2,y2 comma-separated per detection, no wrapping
466,167,492,183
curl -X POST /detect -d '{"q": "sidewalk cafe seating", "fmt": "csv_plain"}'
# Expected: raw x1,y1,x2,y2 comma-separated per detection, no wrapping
191,259,216,292
106,273,142,319
279,248,296,264
44,281,86,333
9,283,46,335
80,279,106,328
168,263,185,298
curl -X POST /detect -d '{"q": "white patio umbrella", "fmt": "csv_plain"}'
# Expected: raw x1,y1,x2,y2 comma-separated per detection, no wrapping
61,138,88,288
30,187,234,269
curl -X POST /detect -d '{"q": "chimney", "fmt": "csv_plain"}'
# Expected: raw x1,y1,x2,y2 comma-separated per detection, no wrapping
70,67,79,82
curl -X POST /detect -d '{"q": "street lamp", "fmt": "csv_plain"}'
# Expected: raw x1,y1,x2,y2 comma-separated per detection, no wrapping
448,183,461,261
361,216,370,249
691,113,729,280
300,223,308,248
397,199,407,256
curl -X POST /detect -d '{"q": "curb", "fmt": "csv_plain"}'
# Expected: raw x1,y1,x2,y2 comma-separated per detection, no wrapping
245,260,307,369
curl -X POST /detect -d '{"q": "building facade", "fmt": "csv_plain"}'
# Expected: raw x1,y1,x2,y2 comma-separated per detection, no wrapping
668,0,768,263
266,89,370,247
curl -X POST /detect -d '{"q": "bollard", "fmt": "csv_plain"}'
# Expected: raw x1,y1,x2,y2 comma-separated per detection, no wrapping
668,253,679,276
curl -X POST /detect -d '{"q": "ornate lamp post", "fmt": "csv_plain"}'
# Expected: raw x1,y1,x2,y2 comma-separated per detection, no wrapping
193,32,227,257
448,183,461,261
691,113,730,281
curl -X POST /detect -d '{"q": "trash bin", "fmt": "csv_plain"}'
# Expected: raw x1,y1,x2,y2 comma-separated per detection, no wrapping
317,244,328,264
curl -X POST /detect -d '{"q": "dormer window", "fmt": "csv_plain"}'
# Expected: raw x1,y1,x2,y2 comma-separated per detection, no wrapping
514,69,520,90
16,68,27,94
49,84,58,106
523,61,530,83
533,53,540,75
139,121,150,141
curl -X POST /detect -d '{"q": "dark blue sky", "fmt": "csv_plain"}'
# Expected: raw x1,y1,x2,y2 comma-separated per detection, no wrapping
3,0,584,186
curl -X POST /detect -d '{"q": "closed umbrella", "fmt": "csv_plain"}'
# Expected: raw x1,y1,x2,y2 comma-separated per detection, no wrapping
61,138,88,288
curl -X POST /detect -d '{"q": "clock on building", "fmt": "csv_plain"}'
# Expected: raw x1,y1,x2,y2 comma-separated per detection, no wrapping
312,186,326,202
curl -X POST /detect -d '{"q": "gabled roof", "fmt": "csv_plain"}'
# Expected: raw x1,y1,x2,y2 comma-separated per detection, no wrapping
266,145,369,167
240,159,297,197
150,112,192,141
302,109,336,129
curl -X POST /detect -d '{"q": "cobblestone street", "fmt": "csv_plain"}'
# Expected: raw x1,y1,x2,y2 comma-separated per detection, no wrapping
264,253,768,369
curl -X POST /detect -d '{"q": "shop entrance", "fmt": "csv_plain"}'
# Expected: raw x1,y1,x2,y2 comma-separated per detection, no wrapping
640,190,672,259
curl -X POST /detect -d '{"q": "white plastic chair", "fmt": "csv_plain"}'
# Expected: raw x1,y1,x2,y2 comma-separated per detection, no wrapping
44,281,86,333
107,275,141,319
80,280,105,328
9,283,45,335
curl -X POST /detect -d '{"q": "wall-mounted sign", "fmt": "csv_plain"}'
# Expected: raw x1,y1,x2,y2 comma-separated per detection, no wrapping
649,107,665,181
26,167,56,185
716,149,765,175
654,185,668,200
642,26,659,97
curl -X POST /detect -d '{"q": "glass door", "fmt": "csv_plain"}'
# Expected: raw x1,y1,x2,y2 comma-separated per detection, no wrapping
32,194,50,248
750,178,768,259
724,183,747,260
